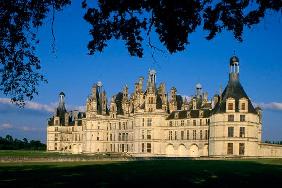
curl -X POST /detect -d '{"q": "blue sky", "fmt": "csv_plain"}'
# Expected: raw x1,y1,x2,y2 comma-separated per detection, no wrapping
0,1,282,142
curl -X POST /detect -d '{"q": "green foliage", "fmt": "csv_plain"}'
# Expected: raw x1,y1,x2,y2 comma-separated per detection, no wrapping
1,0,282,104
0,134,46,150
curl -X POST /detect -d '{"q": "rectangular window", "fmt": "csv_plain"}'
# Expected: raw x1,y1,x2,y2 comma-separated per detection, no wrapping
228,127,234,137
240,115,245,122
200,130,203,140
240,127,245,138
147,143,151,153
147,118,152,126
193,130,196,140
147,130,151,140
187,130,189,140
228,103,233,110
169,121,173,127
141,143,145,153
228,115,234,122
227,143,233,155
142,118,144,126
193,120,196,126
181,131,184,140
181,120,184,126
241,103,246,110
118,133,121,141
142,130,145,139
200,119,202,126
239,143,245,155
205,130,208,140
175,131,177,140
110,134,112,141
169,131,173,140
122,133,125,141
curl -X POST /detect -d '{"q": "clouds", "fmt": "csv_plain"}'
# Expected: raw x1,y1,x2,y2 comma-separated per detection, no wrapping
0,98,56,113
0,123,13,130
0,98,85,113
254,102,282,111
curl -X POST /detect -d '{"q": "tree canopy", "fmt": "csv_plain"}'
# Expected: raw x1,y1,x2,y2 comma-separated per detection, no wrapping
0,0,281,105
0,134,46,150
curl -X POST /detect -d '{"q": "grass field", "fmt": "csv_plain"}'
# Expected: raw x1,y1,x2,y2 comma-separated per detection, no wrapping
0,158,282,187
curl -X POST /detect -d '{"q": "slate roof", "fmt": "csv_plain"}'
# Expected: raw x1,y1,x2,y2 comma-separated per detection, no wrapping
212,73,257,114
167,109,212,120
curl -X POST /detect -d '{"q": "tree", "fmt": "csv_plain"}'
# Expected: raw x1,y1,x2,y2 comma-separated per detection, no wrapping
1,0,281,105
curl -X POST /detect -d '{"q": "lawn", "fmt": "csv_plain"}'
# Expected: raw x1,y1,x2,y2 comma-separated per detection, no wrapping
0,159,282,187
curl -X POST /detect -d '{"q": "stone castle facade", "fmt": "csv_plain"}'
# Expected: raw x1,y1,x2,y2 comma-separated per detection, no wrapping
47,56,282,157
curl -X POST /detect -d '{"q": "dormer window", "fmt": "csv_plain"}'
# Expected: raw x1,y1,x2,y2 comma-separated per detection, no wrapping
239,98,248,112
241,103,246,110
187,111,191,118
175,112,179,119
228,103,233,110
226,98,235,112
199,110,204,117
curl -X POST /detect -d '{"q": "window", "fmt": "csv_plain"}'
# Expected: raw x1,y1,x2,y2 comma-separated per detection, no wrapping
122,133,125,141
181,131,184,140
181,120,184,126
147,118,152,126
227,143,233,155
241,103,246,110
142,143,145,152
200,130,203,140
193,120,196,126
147,143,151,153
169,121,173,127
169,131,173,140
228,103,233,110
205,130,208,140
175,131,177,140
55,120,59,125
149,97,153,104
119,122,121,130
110,134,112,141
228,115,234,122
228,127,234,137
193,130,196,140
187,130,189,140
142,130,145,139
239,143,245,155
240,127,245,138
147,130,151,140
117,133,121,141
240,115,245,122
200,119,202,126
175,112,179,119
142,118,145,126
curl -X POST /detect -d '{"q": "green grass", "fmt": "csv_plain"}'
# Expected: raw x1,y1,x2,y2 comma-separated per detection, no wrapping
0,159,282,187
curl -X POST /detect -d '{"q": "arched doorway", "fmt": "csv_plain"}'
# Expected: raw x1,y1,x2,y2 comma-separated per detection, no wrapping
189,144,199,157
166,144,175,156
178,144,187,157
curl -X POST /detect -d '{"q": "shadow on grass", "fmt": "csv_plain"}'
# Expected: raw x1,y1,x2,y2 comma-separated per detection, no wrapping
0,160,282,187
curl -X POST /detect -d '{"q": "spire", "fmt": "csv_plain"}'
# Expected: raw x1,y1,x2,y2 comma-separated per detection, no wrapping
56,92,66,117
147,69,156,89
229,55,239,81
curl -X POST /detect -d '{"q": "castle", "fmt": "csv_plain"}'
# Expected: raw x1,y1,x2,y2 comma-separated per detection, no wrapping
47,56,282,157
